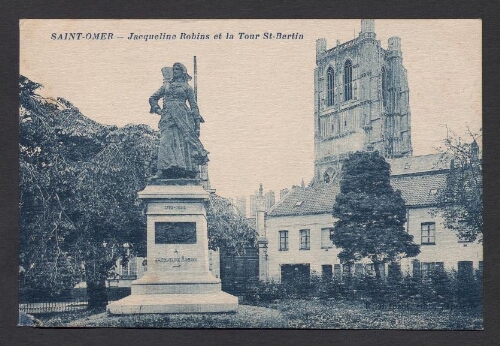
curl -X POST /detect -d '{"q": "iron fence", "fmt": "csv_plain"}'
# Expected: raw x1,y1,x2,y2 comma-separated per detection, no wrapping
19,287,131,314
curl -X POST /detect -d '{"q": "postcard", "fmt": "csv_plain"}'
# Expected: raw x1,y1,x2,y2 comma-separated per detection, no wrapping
19,19,482,329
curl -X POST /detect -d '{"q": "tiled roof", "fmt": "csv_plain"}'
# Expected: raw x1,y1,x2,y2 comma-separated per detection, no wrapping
267,182,340,216
267,182,340,217
391,173,447,207
387,153,450,176
268,158,449,217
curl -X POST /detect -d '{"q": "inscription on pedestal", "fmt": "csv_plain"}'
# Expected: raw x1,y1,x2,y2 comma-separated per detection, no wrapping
155,222,197,244
164,205,187,211
155,256,198,263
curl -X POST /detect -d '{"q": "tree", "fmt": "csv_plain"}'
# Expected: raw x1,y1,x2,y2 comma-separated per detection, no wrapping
331,151,420,280
436,130,482,242
67,125,157,308
19,76,84,299
19,76,158,307
206,193,257,255
19,76,257,307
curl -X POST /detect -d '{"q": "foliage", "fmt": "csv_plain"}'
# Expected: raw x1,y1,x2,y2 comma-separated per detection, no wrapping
331,151,420,279
19,76,84,298
19,76,157,307
68,125,157,308
19,76,257,306
241,280,289,304
206,193,257,255
436,130,482,242
243,266,481,311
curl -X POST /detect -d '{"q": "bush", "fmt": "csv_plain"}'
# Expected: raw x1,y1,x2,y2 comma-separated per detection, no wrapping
240,267,481,310
455,268,482,309
241,280,288,303
315,278,347,300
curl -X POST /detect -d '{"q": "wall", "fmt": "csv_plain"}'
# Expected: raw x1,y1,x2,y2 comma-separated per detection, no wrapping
264,206,483,282
400,207,483,273
265,213,341,282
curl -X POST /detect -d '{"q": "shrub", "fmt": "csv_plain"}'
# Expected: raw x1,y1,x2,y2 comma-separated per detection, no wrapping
241,280,288,303
240,267,482,310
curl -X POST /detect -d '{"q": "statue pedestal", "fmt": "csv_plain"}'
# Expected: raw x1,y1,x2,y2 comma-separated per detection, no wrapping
107,182,238,314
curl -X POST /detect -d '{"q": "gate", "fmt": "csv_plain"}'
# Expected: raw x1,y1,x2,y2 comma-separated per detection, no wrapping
220,246,259,295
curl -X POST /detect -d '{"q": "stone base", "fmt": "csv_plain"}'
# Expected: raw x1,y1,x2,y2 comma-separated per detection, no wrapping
106,292,238,314
146,177,201,186
131,273,222,295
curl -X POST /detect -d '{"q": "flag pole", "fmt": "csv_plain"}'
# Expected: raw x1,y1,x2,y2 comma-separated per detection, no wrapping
194,56,198,102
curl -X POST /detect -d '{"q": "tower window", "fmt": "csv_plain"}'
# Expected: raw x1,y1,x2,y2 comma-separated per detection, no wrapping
344,60,353,101
381,67,386,107
323,172,330,183
327,67,334,106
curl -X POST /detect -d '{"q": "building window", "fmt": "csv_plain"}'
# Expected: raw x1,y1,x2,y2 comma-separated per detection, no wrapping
421,222,436,245
279,230,289,251
458,261,474,278
322,265,333,280
327,67,334,106
299,229,310,250
281,264,310,285
421,262,444,278
321,228,334,249
363,263,384,278
354,263,364,276
344,60,353,101
334,264,342,279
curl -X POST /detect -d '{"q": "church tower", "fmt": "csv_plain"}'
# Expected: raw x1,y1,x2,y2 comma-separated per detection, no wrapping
314,19,412,183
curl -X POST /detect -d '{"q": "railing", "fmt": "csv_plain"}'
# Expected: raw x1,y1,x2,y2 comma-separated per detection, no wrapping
19,300,87,314
19,287,131,314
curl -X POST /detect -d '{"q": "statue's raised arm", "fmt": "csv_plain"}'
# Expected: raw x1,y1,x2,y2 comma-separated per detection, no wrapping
149,62,208,180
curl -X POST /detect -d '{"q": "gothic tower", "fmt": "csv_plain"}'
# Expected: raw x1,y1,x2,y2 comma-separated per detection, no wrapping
314,19,412,183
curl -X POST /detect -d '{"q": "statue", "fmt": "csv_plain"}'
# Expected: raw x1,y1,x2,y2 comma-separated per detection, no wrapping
149,63,208,179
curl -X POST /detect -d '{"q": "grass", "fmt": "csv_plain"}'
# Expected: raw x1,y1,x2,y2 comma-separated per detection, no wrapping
61,305,287,328
258,299,483,329
35,298,482,329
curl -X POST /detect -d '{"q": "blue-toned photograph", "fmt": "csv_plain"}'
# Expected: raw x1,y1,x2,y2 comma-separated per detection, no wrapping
19,19,482,329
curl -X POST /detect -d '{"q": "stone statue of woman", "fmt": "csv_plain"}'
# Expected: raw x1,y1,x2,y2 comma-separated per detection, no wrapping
149,63,208,179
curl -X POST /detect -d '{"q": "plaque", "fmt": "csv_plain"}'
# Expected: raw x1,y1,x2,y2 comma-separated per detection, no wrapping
154,222,197,244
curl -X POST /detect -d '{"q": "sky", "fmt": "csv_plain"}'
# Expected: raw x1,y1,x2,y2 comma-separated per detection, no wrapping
20,19,482,200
